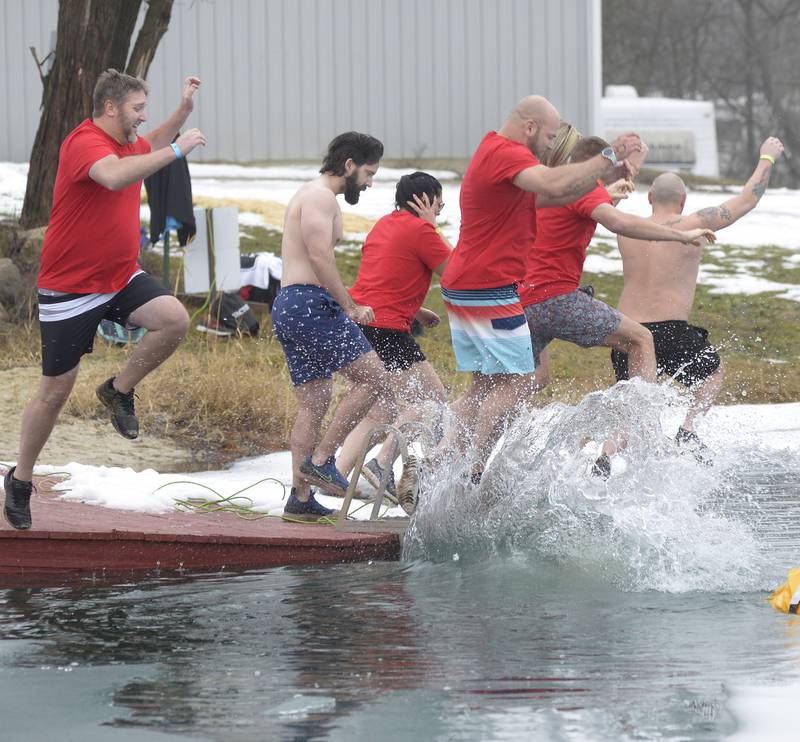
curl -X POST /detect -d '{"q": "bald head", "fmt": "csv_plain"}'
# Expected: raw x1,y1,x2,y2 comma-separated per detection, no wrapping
506,95,560,130
649,172,687,206
499,95,561,160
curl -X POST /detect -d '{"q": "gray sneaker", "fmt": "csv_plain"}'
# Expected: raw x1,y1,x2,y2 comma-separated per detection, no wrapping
362,458,398,504
96,377,139,440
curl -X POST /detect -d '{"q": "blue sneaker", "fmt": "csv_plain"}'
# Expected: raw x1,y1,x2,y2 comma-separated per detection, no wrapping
282,489,337,522
300,456,350,497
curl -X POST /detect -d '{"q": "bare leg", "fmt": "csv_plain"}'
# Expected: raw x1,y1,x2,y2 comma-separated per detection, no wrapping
683,362,725,431
458,372,528,474
337,395,396,476
290,378,333,501
374,361,447,466
113,296,190,393
15,366,80,481
601,316,656,383
598,317,656,457
310,351,386,466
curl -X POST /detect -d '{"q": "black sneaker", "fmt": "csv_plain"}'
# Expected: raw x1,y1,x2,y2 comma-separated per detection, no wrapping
675,427,713,465
4,467,32,530
362,458,399,504
96,377,139,439
282,489,337,522
591,453,611,479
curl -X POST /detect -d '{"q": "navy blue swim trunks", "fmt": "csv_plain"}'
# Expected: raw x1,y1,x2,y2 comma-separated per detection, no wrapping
271,284,372,386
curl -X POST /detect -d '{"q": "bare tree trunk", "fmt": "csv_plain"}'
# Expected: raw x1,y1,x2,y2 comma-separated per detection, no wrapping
20,0,142,228
127,0,175,79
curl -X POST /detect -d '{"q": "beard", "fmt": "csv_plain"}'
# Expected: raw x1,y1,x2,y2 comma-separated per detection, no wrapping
344,171,365,205
121,115,139,144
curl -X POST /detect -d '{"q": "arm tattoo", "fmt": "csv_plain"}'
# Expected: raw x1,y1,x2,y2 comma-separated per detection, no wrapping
696,205,732,226
565,168,605,198
752,171,770,199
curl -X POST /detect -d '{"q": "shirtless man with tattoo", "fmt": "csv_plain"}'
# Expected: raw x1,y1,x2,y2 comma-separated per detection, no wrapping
611,137,784,455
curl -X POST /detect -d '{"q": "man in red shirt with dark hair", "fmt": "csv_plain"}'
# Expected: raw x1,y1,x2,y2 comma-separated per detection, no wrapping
4,69,207,530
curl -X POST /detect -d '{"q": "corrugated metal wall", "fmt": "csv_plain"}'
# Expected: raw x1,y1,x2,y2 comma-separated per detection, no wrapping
2,0,602,162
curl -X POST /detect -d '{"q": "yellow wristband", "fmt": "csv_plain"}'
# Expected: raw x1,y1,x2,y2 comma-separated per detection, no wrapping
760,154,776,165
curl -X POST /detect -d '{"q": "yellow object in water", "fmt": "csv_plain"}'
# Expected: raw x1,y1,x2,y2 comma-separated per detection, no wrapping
768,568,800,613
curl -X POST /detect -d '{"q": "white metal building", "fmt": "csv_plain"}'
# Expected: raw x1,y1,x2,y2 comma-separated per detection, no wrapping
601,85,720,177
2,0,603,163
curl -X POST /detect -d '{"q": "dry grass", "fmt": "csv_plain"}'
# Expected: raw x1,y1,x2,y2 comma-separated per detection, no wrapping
1,237,799,463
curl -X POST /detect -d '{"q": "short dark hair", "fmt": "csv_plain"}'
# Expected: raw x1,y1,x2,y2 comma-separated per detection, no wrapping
570,136,610,163
395,171,442,211
92,68,148,117
320,132,384,175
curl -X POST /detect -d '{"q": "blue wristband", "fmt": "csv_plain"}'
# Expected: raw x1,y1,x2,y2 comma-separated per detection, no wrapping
170,142,183,159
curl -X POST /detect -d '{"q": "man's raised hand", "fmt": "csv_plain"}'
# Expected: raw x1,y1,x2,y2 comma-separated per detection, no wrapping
175,128,207,156
180,76,202,113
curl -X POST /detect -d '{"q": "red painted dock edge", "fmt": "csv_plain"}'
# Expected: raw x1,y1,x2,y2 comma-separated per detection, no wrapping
0,479,401,578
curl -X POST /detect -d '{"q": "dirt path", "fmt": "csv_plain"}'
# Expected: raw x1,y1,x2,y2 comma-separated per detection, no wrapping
0,367,195,473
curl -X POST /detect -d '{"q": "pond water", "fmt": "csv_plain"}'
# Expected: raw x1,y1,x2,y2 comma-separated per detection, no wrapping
2,383,799,741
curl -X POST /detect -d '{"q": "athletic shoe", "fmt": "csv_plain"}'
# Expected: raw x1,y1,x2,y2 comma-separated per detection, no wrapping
675,427,713,465
362,458,399,504
396,455,421,515
4,467,32,530
96,377,139,440
282,488,336,522
591,453,611,479
299,456,350,497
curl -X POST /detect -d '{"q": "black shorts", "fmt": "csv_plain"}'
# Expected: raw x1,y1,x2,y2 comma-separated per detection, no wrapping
611,320,721,387
38,272,171,376
357,324,426,372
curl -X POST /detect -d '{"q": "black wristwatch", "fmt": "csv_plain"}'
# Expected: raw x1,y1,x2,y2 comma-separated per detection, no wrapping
601,146,618,168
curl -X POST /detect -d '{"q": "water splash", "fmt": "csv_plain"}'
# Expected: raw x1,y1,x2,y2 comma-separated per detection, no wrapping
404,381,797,593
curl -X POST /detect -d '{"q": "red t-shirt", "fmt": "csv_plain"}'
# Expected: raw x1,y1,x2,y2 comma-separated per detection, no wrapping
38,119,152,293
350,210,451,332
441,131,539,291
518,184,612,306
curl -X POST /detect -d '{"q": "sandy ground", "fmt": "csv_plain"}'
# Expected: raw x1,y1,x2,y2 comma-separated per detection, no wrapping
0,366,195,473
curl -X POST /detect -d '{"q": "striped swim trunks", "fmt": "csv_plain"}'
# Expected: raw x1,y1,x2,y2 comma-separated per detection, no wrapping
441,284,534,375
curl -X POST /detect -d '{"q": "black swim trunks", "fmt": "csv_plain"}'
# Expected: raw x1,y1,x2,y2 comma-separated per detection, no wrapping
358,325,426,372
611,320,721,386
38,272,171,377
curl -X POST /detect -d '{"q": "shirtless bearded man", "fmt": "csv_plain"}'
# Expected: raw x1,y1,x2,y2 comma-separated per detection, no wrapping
274,131,390,520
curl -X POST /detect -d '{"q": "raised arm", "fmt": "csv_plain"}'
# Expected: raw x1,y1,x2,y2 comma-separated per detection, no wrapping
512,132,643,200
143,76,202,151
592,203,716,246
684,137,784,231
88,128,206,191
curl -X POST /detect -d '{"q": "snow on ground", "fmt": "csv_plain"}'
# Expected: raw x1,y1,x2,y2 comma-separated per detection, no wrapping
30,402,800,518
38,444,405,521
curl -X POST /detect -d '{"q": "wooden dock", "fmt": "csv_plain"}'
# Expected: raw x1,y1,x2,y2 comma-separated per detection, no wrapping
0,476,401,580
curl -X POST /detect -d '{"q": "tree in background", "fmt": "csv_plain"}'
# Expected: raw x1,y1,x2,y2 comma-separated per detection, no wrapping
603,0,799,185
20,0,174,228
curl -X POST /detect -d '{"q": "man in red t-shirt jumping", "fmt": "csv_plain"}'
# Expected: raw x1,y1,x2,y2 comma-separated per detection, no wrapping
337,172,452,503
518,133,715,477
430,95,643,486
4,69,207,530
